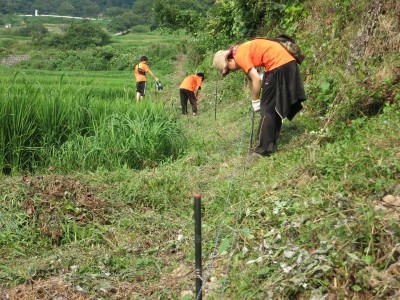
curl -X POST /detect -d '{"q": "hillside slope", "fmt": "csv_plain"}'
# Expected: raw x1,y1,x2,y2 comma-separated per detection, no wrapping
1,0,399,299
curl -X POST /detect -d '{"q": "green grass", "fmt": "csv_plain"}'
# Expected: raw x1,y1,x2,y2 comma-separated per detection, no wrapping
0,12,400,300
0,88,398,298
0,68,187,174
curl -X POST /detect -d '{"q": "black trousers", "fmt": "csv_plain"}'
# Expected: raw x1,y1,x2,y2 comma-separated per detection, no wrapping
180,89,197,114
254,61,306,156
136,81,146,96
254,72,282,155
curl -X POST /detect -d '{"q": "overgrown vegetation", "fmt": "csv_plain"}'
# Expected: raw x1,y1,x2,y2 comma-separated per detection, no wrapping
0,0,399,299
0,70,186,174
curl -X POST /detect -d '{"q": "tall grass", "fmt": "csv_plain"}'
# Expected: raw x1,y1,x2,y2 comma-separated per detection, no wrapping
51,101,187,172
0,69,187,174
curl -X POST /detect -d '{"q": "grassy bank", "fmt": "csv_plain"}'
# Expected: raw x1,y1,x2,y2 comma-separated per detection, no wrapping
0,74,399,298
1,4,400,299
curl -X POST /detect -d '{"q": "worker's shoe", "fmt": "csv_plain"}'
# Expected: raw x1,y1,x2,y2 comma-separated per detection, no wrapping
248,152,263,161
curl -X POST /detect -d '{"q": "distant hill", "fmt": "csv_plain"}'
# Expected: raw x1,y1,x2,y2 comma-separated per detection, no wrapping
0,0,135,17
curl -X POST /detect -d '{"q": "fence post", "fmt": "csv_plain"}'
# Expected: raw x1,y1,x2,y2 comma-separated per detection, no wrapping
214,83,218,121
194,193,202,300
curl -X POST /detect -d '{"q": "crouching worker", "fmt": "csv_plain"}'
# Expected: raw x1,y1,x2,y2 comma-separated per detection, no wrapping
179,73,205,116
213,39,306,158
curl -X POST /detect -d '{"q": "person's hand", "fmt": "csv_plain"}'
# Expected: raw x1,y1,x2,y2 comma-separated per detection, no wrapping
155,77,159,82
252,99,260,112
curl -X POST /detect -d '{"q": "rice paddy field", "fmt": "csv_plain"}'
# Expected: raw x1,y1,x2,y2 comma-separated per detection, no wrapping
0,23,196,175
0,66,188,175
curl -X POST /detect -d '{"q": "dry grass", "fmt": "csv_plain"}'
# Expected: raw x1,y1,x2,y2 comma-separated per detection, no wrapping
366,0,400,56
0,277,89,300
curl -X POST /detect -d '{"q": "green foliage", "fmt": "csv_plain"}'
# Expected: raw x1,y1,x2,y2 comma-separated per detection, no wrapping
13,23,49,37
131,24,150,33
51,103,187,173
0,0,135,17
197,0,238,49
0,70,187,175
48,22,111,50
152,0,211,34
24,47,134,71
306,58,399,126
0,38,15,50
106,11,143,33
193,0,307,51
145,43,176,74
104,7,128,17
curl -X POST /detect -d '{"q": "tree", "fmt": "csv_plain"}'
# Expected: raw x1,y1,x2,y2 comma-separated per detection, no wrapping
0,0,10,14
104,7,127,17
132,0,155,24
107,11,142,32
50,22,111,49
16,23,49,36
81,0,100,17
32,0,57,14
152,0,205,34
59,1,75,16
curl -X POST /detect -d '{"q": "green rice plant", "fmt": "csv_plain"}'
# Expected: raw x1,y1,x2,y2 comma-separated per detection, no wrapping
49,99,187,173
1,74,41,173
0,68,186,174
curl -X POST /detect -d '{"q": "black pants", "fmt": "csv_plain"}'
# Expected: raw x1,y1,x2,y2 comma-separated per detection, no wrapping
254,61,306,156
254,72,282,156
180,89,197,114
136,81,146,96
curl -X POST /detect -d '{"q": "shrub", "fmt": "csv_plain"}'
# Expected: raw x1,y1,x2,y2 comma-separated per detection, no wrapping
14,23,49,37
131,25,150,33
48,22,111,50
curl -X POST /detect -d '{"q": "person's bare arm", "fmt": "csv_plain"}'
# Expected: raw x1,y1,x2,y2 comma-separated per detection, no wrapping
247,67,262,100
148,69,159,82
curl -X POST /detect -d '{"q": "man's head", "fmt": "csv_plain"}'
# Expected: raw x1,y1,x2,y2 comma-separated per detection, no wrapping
212,50,229,77
213,45,238,77
140,56,148,62
196,72,205,81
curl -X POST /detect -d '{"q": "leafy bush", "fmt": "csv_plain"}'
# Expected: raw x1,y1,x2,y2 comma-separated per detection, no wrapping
24,47,134,71
0,39,16,49
14,23,48,37
145,43,177,75
131,25,150,33
48,22,111,50
107,11,143,33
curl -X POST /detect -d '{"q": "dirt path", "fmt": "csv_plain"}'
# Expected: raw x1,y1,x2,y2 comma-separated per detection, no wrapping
0,55,30,66
174,53,187,80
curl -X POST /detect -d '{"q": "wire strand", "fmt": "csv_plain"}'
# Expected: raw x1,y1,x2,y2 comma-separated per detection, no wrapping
196,108,252,300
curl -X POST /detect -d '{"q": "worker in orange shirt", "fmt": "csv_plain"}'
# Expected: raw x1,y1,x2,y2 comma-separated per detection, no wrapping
134,56,159,102
213,39,306,158
179,73,205,116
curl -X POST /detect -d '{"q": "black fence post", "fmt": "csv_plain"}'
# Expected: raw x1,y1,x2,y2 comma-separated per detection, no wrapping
250,110,255,148
194,193,202,300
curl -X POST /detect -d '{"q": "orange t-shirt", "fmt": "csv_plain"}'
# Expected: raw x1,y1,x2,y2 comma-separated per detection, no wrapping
179,75,203,92
233,39,295,73
134,62,150,82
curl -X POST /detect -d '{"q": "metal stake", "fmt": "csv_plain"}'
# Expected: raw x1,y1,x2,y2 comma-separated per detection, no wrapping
250,110,255,148
214,83,218,121
194,194,202,300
